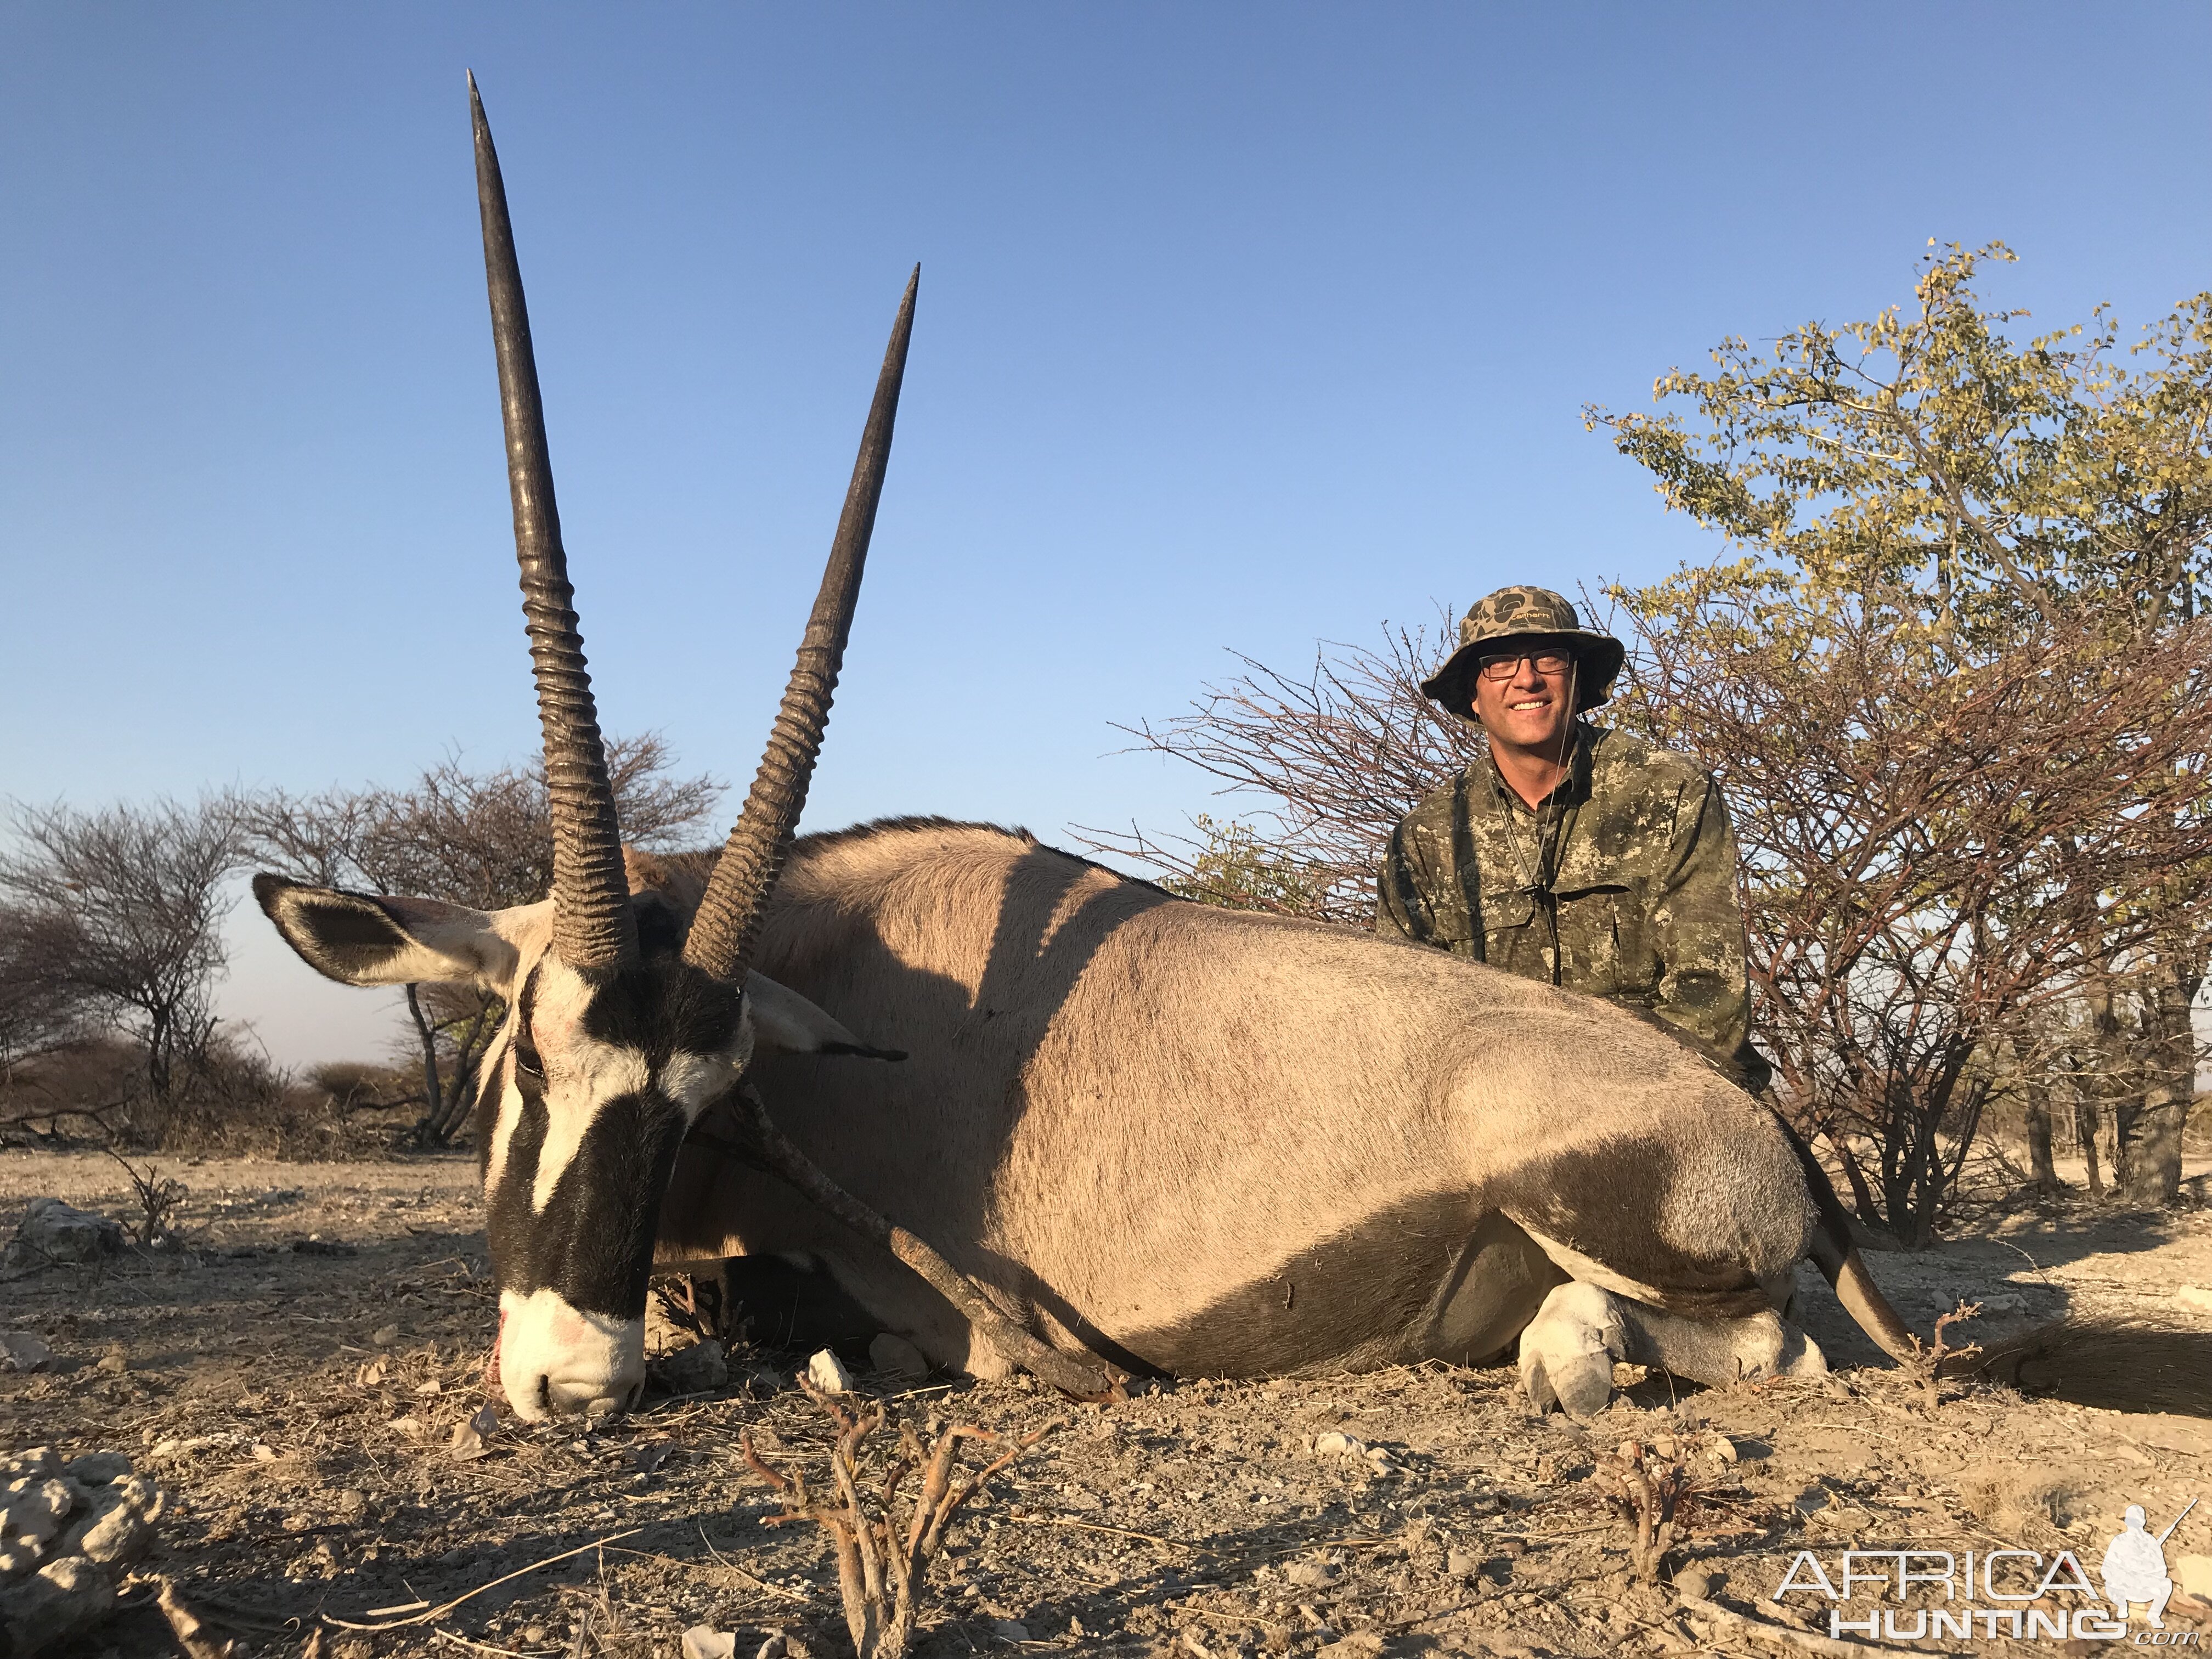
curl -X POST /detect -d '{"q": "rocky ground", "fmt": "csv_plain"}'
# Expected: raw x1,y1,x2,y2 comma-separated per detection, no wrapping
3,1149,2210,1658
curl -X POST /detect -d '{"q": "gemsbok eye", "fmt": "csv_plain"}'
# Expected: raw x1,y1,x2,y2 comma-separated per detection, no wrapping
514,1034,544,1080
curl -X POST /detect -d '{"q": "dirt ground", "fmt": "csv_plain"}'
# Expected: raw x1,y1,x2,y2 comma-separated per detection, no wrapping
4,1150,2210,1659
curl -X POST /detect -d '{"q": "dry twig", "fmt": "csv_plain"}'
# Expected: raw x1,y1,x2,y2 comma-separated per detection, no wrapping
1899,1299,1983,1412
1590,1438,1688,1582
741,1379,1057,1658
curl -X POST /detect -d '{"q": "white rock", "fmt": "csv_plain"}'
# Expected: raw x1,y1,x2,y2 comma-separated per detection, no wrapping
1,1480,84,1549
65,1478,165,1568
0,1554,117,1655
2176,1284,2212,1317
60,1454,129,1488
0,1334,53,1374
2176,1554,2212,1599
868,1333,929,1382
806,1349,855,1395
0,1452,59,1484
1310,1430,1395,1474
680,1627,738,1659
9,1199,123,1265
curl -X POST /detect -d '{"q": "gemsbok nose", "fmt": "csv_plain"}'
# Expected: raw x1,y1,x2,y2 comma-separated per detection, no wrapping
496,1289,646,1421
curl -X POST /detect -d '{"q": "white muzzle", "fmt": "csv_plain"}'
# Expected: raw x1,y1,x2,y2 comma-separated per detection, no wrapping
496,1287,646,1420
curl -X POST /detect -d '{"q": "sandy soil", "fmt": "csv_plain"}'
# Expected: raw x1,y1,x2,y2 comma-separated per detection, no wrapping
3,1150,2210,1658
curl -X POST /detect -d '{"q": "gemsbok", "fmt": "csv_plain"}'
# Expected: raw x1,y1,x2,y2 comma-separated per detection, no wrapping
257,80,2203,1425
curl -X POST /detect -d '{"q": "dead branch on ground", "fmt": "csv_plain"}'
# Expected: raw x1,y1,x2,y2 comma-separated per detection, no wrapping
740,1379,1057,1658
1590,1438,1688,1582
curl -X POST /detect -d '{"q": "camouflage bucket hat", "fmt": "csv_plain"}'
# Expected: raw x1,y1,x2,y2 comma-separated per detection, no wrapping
1419,585,1626,715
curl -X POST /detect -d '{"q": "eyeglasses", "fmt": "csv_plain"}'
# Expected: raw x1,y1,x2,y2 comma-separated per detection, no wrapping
1474,649,1575,681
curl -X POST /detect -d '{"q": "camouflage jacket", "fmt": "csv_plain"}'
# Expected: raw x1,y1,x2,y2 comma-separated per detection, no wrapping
1375,723,1771,1092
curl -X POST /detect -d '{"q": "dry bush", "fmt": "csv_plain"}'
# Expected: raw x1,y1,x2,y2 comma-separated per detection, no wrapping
241,733,720,1143
741,1382,1056,1659
1955,1460,2078,1538
1590,1438,1690,1583
0,1033,422,1159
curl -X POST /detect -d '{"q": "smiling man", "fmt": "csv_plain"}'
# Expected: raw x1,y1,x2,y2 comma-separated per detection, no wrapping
1376,586,1770,1092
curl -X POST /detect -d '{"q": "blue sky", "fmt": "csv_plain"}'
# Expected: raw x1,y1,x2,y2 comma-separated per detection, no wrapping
5,4,2209,1064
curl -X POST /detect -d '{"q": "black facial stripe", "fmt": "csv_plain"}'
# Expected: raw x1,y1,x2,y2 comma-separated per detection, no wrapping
481,954,743,1321
634,895,685,958
486,1087,689,1315
578,958,744,1071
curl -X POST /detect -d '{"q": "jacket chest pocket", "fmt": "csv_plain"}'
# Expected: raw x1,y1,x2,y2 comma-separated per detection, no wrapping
1556,887,1645,1001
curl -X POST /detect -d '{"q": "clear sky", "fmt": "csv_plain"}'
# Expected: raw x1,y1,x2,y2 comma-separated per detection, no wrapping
5,4,2209,1066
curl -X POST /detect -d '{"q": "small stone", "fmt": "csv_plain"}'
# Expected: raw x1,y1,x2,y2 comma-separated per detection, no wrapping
806,1349,855,1395
1446,1548,1482,1578
523,1628,547,1645
681,1628,738,1659
370,1324,400,1347
0,1333,54,1374
867,1333,929,1382
988,1619,1030,1643
336,1490,369,1517
1316,1637,1383,1659
250,1444,278,1463
650,1339,729,1395
1672,1565,1723,1602
1704,1435,1739,1464
1284,1559,1341,1589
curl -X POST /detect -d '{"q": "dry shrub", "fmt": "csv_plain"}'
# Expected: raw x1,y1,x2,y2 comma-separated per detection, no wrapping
1955,1461,2077,1537
1,1036,426,1159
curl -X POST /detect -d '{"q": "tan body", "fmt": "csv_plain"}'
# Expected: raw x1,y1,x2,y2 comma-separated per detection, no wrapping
654,820,1830,1390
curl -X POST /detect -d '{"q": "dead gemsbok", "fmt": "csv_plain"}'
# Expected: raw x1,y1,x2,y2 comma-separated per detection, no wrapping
258,81,2206,1426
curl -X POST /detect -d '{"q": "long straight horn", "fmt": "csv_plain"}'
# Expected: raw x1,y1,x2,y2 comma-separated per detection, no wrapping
684,267,919,984
469,73,635,971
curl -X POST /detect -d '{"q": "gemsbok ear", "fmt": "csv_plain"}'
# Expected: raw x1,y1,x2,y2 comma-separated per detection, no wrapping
743,972,905,1062
252,874,523,994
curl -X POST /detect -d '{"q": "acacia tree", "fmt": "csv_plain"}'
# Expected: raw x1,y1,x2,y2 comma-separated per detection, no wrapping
1589,242,2212,1205
1084,616,1477,922
1607,572,2212,1240
240,734,720,1142
0,797,244,1107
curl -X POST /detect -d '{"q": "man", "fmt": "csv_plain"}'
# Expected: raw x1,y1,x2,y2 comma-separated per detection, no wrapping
2101,1505,2175,1629
1375,585,1770,1092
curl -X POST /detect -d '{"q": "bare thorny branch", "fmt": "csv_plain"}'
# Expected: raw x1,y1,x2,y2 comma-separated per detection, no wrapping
740,1381,1057,1659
